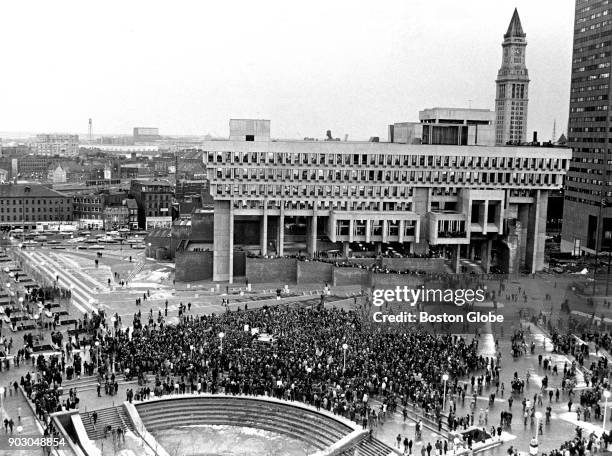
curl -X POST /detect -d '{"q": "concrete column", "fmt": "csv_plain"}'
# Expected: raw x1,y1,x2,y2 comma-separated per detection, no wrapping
228,205,234,284
349,219,354,243
307,213,318,256
278,205,285,257
213,200,231,282
343,242,350,258
481,239,492,273
366,219,371,243
399,220,405,243
454,244,461,273
382,220,389,244
526,190,548,273
260,205,268,256
481,201,489,234
376,243,382,254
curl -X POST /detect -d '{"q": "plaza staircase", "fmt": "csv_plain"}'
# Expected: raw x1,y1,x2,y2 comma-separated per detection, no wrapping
125,256,145,283
135,395,363,452
340,436,397,456
80,405,134,441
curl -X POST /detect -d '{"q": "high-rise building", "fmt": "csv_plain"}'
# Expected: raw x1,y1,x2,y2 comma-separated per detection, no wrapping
561,0,612,255
495,9,530,145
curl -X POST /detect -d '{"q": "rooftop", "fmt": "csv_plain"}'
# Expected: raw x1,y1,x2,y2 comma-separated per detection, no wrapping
504,8,525,39
0,184,68,198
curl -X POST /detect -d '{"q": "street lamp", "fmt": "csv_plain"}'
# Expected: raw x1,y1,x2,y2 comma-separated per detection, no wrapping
342,343,348,371
111,316,116,337
218,332,225,354
442,374,449,411
0,387,5,422
95,340,100,371
604,390,611,433
535,411,543,444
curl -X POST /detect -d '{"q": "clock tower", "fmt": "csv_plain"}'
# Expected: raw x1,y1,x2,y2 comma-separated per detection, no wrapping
495,8,529,145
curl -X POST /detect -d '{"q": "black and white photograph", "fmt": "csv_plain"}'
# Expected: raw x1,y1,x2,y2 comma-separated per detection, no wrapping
2,1,612,455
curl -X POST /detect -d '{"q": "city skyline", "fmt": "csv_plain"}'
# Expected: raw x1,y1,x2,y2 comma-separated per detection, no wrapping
1,0,573,140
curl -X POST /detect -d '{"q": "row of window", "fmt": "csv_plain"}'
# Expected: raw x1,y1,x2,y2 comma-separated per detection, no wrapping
0,199,69,205
336,220,417,238
207,152,567,170
213,172,560,198
571,83,609,93
571,105,609,112
571,72,610,84
228,192,534,212
0,207,67,213
571,94,609,102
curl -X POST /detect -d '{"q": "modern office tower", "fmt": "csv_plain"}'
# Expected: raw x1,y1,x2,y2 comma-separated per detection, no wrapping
202,119,570,283
561,0,612,255
495,9,530,145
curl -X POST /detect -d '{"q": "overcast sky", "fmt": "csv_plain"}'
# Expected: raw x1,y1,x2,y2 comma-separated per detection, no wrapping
0,0,574,141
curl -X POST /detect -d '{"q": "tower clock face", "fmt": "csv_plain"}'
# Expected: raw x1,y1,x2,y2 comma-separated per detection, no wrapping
513,48,521,55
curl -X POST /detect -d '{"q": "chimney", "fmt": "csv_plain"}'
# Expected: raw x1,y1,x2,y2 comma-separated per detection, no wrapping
533,131,538,143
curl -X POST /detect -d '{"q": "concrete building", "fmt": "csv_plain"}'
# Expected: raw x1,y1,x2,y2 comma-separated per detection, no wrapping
133,127,160,141
561,0,612,255
495,9,530,145
203,119,570,283
34,134,79,157
389,108,495,146
0,184,73,230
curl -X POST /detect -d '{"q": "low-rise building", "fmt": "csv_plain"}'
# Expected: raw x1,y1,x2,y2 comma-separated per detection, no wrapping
0,184,73,230
130,179,174,229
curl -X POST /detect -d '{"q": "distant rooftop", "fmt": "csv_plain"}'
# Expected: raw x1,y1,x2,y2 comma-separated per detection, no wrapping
0,184,67,198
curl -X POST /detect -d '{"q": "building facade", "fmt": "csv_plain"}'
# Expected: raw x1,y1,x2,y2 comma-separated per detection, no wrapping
34,134,79,157
561,0,612,255
130,179,173,229
0,184,73,230
203,120,570,283
495,9,530,145
390,108,495,146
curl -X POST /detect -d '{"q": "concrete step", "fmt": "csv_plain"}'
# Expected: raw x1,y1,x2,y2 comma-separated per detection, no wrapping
136,397,354,449
80,405,134,441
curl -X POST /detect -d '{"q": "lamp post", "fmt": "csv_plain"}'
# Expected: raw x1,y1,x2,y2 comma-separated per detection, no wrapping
111,316,116,337
535,411,543,444
342,343,348,372
0,387,4,422
604,390,611,433
95,340,100,372
442,373,449,411
218,332,225,354
69,284,75,314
